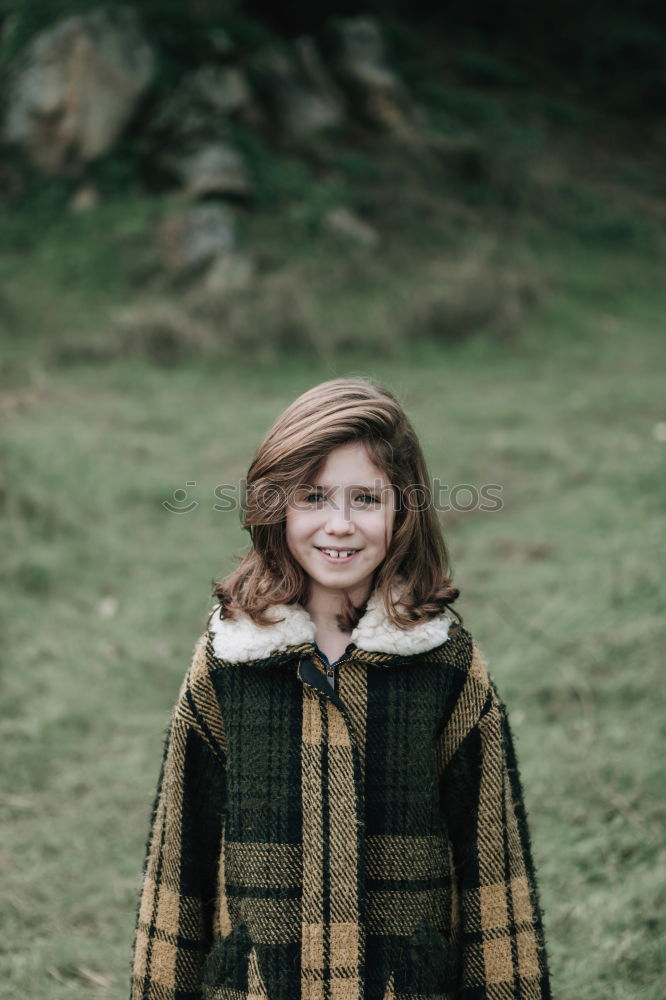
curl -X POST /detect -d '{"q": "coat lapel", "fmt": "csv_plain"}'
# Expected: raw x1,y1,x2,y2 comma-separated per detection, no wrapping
207,585,455,665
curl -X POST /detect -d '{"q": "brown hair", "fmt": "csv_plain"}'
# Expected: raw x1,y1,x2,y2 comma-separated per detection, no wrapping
211,376,461,633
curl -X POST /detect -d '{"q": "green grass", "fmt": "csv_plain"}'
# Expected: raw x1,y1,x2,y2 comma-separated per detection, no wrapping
1,268,665,997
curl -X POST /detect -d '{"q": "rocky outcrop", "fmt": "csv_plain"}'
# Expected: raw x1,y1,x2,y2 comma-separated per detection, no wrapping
156,204,236,277
3,8,423,183
324,206,379,247
2,6,427,291
4,5,155,175
250,39,345,139
333,17,424,140
162,142,251,199
150,63,254,143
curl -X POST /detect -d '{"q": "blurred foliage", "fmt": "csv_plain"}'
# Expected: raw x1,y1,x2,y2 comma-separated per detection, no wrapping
1,0,664,112
244,0,666,112
452,50,530,89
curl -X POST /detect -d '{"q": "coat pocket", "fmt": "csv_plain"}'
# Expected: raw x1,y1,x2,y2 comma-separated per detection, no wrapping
382,918,458,1000
202,924,270,1000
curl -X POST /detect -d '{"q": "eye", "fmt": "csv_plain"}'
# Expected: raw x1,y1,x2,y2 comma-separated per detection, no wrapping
355,493,381,505
304,491,325,504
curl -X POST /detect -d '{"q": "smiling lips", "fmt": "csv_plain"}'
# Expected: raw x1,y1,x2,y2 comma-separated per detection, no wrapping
317,547,361,562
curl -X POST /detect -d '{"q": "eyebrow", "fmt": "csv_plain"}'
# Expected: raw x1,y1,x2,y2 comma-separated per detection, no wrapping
310,483,384,491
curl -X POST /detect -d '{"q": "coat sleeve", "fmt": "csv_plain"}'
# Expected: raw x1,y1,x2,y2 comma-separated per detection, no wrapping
437,640,551,1000
130,634,226,1000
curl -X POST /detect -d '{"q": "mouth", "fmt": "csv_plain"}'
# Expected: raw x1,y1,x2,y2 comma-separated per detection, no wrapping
316,547,361,563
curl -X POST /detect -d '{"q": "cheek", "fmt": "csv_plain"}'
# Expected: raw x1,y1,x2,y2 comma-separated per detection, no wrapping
367,512,393,550
284,513,297,553
382,513,396,552
285,510,310,549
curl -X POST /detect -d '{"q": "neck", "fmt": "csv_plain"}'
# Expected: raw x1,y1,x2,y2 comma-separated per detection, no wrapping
305,580,371,634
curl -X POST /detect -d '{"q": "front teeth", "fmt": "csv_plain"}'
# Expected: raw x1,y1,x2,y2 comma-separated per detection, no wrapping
321,549,357,559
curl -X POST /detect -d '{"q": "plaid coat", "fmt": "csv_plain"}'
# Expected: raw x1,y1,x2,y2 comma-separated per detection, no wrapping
130,587,551,1000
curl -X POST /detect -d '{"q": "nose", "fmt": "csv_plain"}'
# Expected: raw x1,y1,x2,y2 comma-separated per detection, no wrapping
324,504,355,534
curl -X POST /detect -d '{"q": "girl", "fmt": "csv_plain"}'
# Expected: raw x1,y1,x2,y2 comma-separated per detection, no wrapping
130,377,551,1000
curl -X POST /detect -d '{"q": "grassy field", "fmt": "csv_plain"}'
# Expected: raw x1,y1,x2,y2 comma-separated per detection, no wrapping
1,247,665,999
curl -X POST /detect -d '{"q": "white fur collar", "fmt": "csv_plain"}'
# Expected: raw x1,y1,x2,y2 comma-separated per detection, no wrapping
207,586,452,663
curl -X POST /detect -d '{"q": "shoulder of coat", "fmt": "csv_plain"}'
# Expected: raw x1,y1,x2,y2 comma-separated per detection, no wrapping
188,631,211,681
435,632,494,772
469,637,491,687
173,632,210,699
440,626,488,682
171,631,227,755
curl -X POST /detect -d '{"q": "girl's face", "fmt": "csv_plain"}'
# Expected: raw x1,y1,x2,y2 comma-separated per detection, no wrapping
286,441,396,607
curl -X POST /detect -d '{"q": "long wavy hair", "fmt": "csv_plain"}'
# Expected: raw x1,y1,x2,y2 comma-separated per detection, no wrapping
211,377,461,633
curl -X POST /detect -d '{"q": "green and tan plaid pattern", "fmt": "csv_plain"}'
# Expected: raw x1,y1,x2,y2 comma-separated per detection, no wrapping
130,625,551,1000
300,680,364,1000
131,636,227,1000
